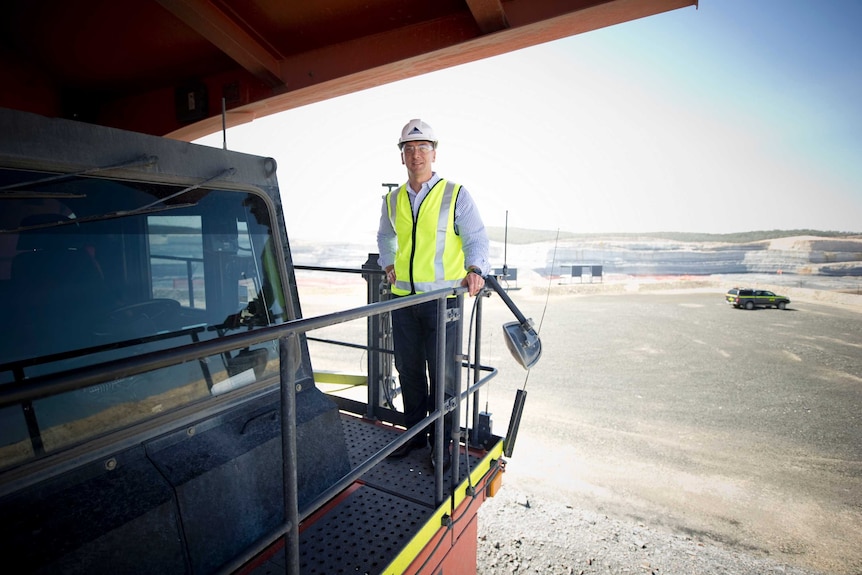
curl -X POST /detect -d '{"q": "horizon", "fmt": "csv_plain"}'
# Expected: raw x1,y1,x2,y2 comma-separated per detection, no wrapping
482,227,862,237
291,227,862,246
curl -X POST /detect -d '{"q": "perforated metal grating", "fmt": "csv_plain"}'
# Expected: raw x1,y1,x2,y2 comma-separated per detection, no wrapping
243,414,488,574
340,416,400,469
299,484,429,574
341,415,483,508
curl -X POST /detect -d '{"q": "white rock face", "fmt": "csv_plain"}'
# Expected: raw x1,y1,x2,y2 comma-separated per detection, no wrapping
495,236,862,277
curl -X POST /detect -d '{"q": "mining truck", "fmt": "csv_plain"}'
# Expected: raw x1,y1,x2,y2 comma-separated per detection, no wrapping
0,108,539,574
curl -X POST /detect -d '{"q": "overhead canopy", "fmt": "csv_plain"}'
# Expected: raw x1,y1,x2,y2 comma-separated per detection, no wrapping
0,0,697,141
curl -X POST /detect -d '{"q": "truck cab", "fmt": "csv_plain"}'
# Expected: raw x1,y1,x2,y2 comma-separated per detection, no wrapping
0,109,512,574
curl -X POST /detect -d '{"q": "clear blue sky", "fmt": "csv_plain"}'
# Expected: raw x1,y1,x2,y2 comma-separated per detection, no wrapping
195,0,862,241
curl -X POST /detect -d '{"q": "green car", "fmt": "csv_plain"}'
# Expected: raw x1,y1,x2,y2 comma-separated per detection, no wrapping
727,288,790,310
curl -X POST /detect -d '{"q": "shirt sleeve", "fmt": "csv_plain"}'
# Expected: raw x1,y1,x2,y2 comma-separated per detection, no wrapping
454,186,490,276
376,194,397,269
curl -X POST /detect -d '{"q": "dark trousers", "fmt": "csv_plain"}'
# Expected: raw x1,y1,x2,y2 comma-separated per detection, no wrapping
392,297,459,448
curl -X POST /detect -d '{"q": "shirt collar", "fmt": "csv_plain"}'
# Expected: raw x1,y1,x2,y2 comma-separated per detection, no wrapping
406,172,440,195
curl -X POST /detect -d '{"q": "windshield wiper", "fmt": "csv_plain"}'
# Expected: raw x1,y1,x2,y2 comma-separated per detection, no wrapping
0,155,159,192
0,166,236,234
135,167,235,212
0,203,197,234
0,192,87,200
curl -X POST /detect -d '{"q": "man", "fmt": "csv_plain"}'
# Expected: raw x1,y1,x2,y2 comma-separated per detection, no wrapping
376,119,489,471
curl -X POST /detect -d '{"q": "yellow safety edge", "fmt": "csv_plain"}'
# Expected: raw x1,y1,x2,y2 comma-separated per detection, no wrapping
381,439,505,575
314,371,367,387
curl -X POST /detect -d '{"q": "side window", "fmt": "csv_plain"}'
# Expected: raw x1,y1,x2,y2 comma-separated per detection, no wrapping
0,172,292,471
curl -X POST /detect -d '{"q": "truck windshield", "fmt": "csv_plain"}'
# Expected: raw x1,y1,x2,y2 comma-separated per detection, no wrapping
0,168,288,469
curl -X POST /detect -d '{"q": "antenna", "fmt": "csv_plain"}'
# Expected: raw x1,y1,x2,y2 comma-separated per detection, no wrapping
221,97,227,150
503,210,509,279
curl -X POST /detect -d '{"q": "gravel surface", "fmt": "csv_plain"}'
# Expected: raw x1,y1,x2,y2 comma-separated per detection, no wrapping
477,486,825,575
470,279,861,575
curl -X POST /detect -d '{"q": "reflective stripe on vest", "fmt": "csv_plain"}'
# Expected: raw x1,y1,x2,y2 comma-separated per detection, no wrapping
386,179,465,295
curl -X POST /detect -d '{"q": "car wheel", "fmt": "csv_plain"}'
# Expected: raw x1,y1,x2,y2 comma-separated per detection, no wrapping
745,301,754,310
778,301,787,310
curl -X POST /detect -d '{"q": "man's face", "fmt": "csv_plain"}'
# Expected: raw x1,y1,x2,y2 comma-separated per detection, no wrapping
401,141,436,176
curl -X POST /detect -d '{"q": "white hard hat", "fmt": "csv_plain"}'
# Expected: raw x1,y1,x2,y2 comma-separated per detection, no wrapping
398,119,438,148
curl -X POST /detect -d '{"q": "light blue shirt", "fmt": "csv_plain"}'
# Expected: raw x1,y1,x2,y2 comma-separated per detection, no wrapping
377,172,490,275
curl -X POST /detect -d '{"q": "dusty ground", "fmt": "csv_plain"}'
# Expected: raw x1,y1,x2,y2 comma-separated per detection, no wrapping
471,275,861,575
476,485,827,575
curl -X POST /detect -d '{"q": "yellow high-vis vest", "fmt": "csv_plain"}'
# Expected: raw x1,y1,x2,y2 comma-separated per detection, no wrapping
386,179,465,296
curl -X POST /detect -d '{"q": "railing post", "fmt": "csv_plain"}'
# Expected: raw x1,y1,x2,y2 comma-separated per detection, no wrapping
280,333,300,575
433,296,446,504
449,295,463,487
362,254,383,419
471,294,483,442
186,260,195,308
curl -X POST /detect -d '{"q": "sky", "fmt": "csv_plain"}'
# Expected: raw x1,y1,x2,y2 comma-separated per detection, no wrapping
195,0,862,243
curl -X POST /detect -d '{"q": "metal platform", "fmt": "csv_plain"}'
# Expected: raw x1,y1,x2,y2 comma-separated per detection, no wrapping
243,413,487,574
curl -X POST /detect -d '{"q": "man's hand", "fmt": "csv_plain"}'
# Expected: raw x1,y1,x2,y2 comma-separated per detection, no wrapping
461,270,485,296
385,265,396,284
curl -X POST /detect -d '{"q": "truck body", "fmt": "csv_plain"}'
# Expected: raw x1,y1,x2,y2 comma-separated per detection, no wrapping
0,109,508,574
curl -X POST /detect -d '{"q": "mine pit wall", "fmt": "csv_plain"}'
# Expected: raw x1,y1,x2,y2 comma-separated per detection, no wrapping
549,238,862,277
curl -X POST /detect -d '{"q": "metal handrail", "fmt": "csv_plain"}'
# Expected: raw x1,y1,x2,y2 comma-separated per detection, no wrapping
0,288,455,407
2,281,499,575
